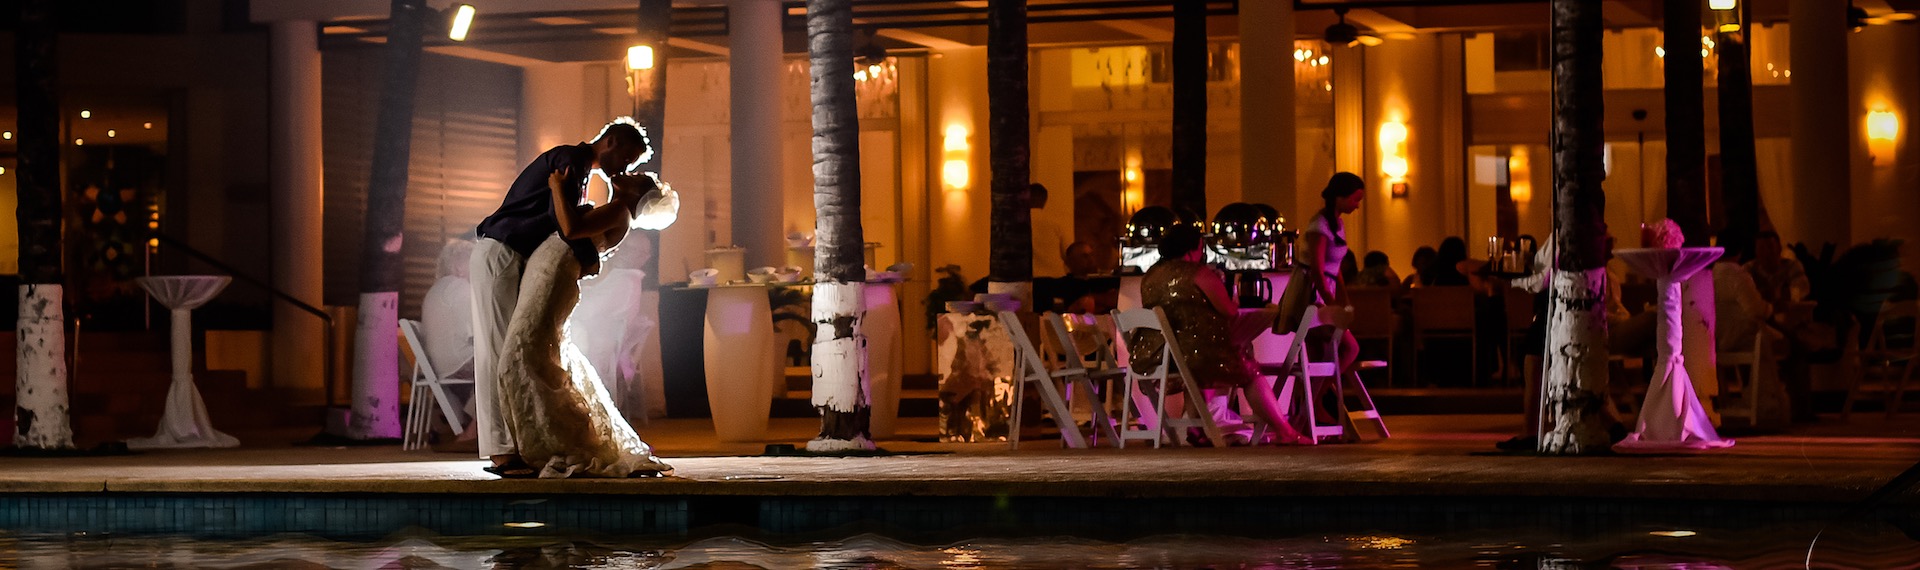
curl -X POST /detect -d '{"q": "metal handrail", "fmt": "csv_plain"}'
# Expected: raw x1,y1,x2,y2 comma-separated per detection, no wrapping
147,232,339,409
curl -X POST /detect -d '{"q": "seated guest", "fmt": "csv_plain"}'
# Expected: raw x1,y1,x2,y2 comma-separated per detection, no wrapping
1426,237,1472,286
1403,246,1436,289
1137,224,1309,446
1354,251,1401,289
1745,230,1810,310
1714,258,1792,429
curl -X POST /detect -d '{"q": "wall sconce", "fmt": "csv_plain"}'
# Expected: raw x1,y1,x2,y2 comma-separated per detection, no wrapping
1868,110,1900,141
1868,110,1899,165
627,45,655,71
1507,146,1532,203
1379,120,1410,197
942,124,971,191
1709,0,1736,11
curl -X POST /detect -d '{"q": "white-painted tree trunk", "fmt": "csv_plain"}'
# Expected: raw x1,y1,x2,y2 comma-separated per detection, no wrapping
14,284,72,449
807,280,873,452
986,281,1032,309
348,291,402,439
1539,267,1613,454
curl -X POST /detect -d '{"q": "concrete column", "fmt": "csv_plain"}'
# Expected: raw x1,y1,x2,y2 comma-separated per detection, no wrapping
269,20,327,399
1789,0,1851,247
1239,0,1295,217
730,0,786,269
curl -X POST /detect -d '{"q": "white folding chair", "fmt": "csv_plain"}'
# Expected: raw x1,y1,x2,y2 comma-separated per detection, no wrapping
1264,305,1390,442
400,318,475,451
1717,328,1773,427
1001,311,1091,449
1043,312,1124,448
1111,307,1228,448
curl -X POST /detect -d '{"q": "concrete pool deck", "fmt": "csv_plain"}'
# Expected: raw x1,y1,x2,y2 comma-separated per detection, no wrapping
5,414,1920,506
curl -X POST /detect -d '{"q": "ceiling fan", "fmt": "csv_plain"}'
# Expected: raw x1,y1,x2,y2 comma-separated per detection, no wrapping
1324,8,1385,47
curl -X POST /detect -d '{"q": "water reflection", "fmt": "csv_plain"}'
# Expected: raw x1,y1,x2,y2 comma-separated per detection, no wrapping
6,522,1917,569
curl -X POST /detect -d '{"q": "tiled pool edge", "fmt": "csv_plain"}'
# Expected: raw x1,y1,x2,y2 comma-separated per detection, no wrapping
0,492,1878,540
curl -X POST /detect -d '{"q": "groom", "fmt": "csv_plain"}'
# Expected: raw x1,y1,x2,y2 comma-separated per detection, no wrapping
471,119,653,477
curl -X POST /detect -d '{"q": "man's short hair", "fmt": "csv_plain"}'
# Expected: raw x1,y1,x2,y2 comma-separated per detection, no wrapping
1028,183,1049,206
592,117,654,171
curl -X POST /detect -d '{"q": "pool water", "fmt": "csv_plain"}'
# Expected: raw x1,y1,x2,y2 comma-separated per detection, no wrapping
7,520,1917,569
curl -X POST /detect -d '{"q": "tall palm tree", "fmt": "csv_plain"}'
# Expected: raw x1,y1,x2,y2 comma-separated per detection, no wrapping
806,0,874,452
13,0,73,451
1170,0,1208,217
1664,0,1708,246
987,0,1033,294
1540,0,1614,455
347,0,426,440
1715,29,1764,260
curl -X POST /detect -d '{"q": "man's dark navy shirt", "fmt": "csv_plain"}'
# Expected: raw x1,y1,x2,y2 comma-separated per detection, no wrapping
476,144,599,268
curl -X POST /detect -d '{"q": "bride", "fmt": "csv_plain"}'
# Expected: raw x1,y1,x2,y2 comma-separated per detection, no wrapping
495,168,676,478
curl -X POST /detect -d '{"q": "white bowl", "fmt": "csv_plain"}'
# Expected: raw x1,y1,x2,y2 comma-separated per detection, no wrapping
747,266,778,284
689,268,719,287
774,266,803,283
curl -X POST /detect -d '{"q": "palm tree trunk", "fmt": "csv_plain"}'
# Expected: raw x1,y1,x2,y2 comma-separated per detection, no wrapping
13,0,73,451
1541,0,1614,455
1170,0,1208,217
1715,31,1764,260
987,0,1032,297
806,0,873,452
1664,0,1709,246
347,0,426,440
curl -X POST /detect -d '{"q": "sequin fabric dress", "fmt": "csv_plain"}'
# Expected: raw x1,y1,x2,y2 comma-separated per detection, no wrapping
1140,259,1259,388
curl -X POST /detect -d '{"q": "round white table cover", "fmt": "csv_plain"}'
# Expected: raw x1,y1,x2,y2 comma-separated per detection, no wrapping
129,275,241,449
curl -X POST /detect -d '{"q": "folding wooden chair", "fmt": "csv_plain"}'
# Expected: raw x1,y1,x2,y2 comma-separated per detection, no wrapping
1717,328,1773,427
1409,286,1478,385
1041,312,1125,448
1111,307,1228,448
400,318,475,451
1345,287,1397,385
1847,302,1918,417
1001,311,1091,449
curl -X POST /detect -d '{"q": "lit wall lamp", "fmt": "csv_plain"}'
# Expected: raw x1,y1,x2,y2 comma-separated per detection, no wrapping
942,124,971,191
1508,146,1532,203
1868,109,1900,164
1379,120,1410,198
446,3,476,41
627,45,655,71
1709,0,1736,11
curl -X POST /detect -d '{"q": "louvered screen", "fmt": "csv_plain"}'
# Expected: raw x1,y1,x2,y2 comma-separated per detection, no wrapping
322,50,521,319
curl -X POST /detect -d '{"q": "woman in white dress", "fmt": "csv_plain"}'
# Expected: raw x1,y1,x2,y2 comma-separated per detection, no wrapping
495,170,676,478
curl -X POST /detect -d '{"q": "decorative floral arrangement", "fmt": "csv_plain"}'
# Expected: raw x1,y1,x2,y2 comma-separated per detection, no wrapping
1644,219,1686,249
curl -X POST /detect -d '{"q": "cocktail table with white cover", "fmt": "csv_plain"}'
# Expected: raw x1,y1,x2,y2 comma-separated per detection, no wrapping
1612,248,1734,452
129,275,240,449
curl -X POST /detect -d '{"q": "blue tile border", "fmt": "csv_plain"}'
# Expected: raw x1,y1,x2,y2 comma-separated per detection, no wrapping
0,493,1886,542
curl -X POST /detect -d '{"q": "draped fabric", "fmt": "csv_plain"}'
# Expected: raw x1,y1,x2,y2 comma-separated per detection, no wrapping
571,268,660,426
497,236,671,478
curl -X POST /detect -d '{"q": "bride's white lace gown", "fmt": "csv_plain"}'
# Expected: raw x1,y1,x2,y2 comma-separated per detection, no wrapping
497,235,672,478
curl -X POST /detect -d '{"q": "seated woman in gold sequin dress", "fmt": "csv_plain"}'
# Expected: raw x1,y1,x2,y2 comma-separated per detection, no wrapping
1141,224,1310,446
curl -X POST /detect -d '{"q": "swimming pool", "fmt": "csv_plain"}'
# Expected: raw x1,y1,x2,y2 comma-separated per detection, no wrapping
3,493,1916,568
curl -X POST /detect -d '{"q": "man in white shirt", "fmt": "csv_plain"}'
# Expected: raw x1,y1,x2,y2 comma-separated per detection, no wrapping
1029,183,1070,279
